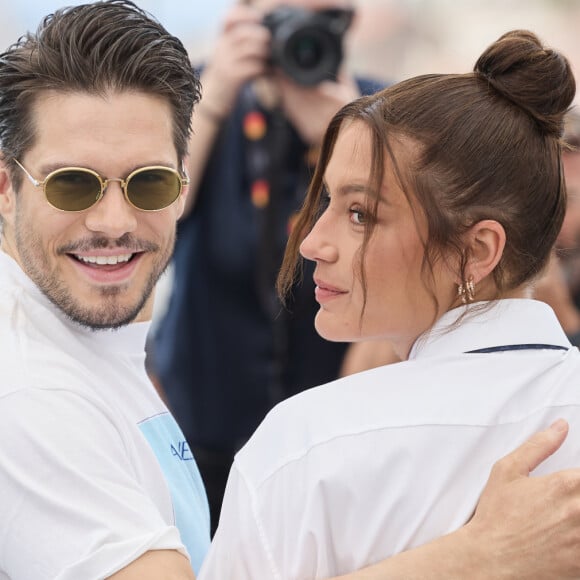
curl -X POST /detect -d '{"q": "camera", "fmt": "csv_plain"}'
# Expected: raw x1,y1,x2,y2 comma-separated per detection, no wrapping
262,6,354,86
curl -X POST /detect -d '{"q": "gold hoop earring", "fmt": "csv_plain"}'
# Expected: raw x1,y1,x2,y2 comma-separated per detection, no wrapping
465,277,475,302
457,277,476,304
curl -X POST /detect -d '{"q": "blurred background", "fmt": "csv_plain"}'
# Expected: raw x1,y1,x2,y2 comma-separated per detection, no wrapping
1,0,580,92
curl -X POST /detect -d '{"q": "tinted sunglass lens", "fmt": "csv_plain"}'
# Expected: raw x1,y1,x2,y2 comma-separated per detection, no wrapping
46,170,101,211
127,168,181,210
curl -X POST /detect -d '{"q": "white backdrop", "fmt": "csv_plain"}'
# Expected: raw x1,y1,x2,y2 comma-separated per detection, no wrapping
1,0,579,87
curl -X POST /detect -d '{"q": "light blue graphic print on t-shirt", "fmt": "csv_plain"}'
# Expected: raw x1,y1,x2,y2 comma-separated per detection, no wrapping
139,412,210,574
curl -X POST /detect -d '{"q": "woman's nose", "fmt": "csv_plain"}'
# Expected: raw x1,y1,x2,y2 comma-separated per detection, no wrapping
299,213,338,263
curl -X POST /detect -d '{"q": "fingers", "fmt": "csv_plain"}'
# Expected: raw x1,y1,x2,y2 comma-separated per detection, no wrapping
490,419,569,484
201,7,271,111
468,421,580,578
222,4,263,33
219,14,270,59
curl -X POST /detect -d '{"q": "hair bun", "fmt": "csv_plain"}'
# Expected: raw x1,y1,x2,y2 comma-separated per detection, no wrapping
474,30,575,135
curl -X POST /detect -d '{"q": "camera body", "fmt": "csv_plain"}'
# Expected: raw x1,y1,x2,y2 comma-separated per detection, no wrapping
262,6,353,86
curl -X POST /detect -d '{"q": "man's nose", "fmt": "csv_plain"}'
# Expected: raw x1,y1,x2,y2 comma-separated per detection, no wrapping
83,179,138,237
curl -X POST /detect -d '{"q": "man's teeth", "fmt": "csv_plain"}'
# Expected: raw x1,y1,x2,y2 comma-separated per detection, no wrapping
76,254,132,265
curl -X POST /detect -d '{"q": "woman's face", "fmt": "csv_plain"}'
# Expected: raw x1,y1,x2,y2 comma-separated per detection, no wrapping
299,121,456,359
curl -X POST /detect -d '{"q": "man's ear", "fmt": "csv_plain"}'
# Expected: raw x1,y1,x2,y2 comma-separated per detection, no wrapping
0,157,16,223
461,219,506,284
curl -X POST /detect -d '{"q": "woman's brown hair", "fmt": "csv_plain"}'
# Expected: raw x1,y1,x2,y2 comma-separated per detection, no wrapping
278,30,575,314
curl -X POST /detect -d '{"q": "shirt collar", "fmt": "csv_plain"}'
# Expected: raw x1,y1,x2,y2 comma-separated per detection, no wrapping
0,249,44,297
408,299,571,360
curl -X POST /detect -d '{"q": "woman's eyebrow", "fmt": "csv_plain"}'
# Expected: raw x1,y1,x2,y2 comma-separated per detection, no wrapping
323,178,393,207
323,178,372,196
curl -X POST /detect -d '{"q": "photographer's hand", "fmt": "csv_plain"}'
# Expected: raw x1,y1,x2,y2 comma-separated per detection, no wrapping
276,72,361,146
534,252,580,336
199,4,270,121
184,4,270,217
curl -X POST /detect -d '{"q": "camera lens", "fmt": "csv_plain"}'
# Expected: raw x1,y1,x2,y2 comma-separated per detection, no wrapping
281,27,340,85
290,35,324,70
263,6,351,86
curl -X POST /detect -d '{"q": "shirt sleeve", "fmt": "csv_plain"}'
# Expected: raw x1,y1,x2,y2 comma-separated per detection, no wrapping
198,463,280,580
0,387,186,580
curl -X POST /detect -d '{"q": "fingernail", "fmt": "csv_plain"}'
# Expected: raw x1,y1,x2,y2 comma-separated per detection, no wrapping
550,418,568,432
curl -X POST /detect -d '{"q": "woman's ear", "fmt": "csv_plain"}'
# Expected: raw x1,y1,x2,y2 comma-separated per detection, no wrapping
462,219,506,284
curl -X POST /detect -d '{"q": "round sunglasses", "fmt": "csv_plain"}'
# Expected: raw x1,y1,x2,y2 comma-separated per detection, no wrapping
13,159,189,212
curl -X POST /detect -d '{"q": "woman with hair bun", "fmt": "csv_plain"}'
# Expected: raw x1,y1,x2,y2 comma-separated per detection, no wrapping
200,31,580,579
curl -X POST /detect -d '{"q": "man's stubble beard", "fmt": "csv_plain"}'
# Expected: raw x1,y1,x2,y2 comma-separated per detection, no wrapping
14,203,175,330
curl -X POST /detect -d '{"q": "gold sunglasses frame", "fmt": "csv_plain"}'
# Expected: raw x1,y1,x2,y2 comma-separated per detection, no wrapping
13,159,190,212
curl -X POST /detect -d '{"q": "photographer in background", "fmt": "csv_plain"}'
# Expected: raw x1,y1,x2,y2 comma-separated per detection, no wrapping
533,108,580,345
151,0,385,532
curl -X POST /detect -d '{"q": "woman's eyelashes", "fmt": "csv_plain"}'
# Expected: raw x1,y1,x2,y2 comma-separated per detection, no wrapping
319,183,374,227
349,205,368,226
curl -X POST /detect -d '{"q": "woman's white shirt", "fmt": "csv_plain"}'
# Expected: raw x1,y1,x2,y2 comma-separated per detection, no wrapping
200,299,580,580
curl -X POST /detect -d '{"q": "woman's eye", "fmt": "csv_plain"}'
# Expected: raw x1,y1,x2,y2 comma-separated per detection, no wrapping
349,207,367,225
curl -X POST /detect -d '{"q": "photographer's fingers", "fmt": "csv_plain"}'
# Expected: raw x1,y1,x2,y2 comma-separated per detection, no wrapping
202,7,270,114
222,4,262,33
275,72,360,145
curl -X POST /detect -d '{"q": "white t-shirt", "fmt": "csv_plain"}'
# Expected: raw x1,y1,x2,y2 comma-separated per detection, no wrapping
200,299,580,580
0,252,210,580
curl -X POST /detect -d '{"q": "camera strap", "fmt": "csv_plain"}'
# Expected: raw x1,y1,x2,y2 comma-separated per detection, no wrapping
241,85,313,403
241,86,310,315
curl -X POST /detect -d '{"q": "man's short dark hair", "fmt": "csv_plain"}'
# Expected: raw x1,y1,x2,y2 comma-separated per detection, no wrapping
0,0,201,187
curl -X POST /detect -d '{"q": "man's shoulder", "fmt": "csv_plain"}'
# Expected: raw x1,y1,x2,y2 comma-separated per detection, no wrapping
0,302,85,391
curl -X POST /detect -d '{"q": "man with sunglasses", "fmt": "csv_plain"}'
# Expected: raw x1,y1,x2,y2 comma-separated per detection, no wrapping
2,2,580,580
0,2,210,579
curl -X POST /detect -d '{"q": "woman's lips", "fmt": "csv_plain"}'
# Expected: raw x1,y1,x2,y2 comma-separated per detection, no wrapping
314,279,347,303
